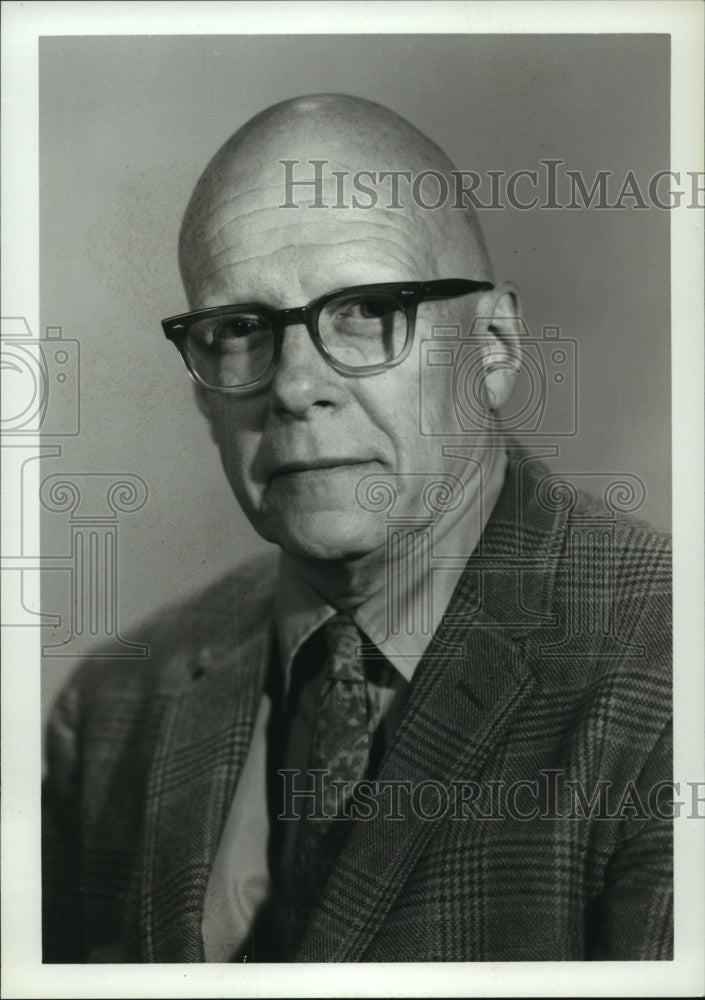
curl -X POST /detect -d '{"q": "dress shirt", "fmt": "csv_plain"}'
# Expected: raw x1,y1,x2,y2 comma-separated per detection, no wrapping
201,448,507,961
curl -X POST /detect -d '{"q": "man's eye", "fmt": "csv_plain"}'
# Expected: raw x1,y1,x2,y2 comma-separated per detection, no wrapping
215,316,264,339
189,314,269,356
340,298,392,321
358,299,389,319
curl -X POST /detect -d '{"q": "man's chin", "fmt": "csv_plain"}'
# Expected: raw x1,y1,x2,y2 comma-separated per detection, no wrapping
259,513,383,563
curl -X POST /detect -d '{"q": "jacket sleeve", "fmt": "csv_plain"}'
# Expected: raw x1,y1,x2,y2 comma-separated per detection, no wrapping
42,672,86,962
585,722,674,960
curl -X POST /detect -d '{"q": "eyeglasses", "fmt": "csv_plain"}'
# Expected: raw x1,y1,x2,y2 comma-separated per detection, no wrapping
162,278,493,394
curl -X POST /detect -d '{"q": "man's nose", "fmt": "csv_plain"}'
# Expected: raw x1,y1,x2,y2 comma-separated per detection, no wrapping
268,322,347,417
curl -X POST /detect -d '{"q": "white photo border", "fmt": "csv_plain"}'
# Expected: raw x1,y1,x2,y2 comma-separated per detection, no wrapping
2,1,703,997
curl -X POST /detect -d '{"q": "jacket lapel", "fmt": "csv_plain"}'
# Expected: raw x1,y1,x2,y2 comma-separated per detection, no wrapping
296,450,565,961
138,571,275,962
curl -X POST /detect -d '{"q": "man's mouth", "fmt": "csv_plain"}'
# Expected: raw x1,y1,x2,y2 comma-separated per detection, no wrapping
268,458,378,481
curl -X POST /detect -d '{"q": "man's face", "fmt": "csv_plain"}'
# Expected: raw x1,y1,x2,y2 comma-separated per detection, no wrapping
189,193,479,562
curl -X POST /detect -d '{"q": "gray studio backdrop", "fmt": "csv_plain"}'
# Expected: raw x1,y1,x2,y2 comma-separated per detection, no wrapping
39,34,670,720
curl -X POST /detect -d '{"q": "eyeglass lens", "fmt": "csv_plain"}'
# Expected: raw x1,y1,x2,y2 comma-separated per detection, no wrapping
185,291,408,388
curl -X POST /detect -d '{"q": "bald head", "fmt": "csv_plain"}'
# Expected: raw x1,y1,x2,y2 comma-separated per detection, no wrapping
178,93,493,301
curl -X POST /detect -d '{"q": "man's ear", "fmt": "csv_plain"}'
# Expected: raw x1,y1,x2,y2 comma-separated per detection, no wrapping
194,385,218,444
473,280,523,411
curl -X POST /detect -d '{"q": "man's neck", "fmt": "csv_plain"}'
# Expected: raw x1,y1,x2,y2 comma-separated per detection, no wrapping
281,545,390,613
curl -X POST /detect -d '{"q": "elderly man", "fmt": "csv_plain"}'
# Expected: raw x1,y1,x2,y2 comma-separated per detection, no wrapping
42,94,672,963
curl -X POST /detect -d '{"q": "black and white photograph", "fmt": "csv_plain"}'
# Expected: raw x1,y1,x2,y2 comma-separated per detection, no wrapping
2,2,703,997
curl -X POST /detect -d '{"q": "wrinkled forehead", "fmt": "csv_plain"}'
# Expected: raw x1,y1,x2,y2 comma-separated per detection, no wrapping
179,109,493,301
182,182,448,299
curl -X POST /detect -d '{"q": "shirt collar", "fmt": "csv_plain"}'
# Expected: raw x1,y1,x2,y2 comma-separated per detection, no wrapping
276,447,507,691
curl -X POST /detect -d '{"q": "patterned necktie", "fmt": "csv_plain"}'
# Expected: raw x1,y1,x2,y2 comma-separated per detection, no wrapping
288,613,371,947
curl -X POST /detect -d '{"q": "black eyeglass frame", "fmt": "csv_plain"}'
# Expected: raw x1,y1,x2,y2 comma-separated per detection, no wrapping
162,278,493,394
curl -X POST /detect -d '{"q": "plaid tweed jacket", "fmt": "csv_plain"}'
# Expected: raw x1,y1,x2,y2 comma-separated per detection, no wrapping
42,451,673,962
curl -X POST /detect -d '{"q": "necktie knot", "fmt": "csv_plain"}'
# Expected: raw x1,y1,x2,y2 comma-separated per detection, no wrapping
321,614,365,684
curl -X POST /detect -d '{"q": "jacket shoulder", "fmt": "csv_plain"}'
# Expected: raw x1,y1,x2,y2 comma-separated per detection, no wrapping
51,550,279,716
574,488,671,562
566,491,671,609
535,492,672,752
